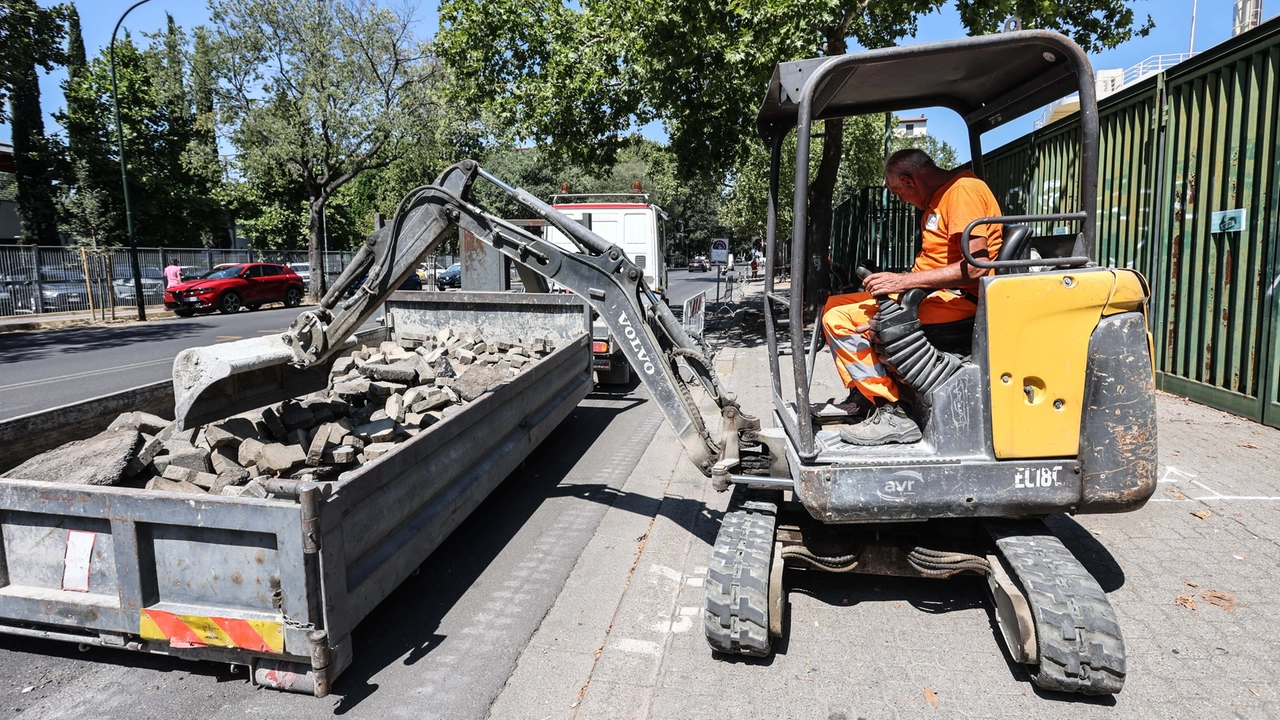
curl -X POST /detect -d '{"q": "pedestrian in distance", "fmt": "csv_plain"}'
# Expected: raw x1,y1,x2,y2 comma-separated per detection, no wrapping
164,260,183,289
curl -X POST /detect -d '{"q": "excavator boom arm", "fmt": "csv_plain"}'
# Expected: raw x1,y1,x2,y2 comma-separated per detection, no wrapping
275,160,748,475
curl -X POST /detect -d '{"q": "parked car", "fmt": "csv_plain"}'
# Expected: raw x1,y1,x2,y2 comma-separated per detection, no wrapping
112,266,166,305
688,256,709,272
3,267,110,313
288,262,311,287
435,263,461,290
164,262,304,316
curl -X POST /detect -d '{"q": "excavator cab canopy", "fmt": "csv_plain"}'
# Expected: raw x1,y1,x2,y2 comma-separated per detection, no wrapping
753,30,1102,461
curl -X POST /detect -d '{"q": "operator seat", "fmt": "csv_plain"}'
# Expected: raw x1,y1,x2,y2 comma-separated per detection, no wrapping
917,224,1031,355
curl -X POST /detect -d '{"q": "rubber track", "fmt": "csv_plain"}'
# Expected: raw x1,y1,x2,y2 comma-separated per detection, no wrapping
993,526,1126,695
704,488,777,656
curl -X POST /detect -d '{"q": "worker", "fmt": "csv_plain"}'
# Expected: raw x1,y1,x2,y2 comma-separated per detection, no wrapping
824,148,1003,445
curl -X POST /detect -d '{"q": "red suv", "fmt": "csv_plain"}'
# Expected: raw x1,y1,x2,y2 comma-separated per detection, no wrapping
165,263,305,317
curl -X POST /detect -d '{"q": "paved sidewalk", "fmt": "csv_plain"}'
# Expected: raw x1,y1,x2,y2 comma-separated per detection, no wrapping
492,286,1280,719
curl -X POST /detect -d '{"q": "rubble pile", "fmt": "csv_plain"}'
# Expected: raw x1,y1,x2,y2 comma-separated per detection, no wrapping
4,329,558,498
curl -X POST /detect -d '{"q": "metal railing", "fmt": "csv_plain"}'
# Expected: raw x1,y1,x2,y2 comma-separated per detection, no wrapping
0,246,459,319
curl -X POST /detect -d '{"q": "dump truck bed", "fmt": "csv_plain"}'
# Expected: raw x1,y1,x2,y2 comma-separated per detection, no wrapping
0,291,592,696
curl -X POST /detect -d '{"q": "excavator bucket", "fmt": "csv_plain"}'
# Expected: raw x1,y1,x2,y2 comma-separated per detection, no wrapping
171,333,358,430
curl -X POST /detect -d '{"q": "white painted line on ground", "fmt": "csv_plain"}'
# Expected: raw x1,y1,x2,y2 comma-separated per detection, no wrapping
684,577,704,587
0,357,173,392
678,606,701,617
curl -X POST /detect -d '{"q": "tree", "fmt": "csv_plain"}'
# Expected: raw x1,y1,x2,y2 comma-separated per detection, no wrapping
57,32,227,248
438,0,1153,305
210,0,437,299
2,0,66,244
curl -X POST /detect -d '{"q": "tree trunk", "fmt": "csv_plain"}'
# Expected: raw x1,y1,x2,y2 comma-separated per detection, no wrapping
307,197,327,302
802,27,849,311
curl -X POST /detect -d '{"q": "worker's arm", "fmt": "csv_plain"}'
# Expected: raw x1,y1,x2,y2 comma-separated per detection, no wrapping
861,231,991,296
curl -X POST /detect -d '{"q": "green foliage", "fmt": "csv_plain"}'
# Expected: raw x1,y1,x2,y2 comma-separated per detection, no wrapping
0,0,66,126
210,0,438,292
56,32,227,247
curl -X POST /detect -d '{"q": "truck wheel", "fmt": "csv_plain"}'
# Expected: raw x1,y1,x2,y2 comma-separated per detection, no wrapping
705,488,778,657
219,291,243,314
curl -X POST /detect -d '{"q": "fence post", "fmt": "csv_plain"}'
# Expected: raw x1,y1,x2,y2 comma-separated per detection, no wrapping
30,245,44,314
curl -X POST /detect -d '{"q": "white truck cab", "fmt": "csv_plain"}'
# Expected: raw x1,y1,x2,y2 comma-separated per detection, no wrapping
542,193,674,384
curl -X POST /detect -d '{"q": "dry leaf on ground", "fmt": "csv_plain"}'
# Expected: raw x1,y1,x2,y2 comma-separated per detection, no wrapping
1201,590,1236,611
1184,581,1199,588
1239,443,1259,449
1176,594,1197,610
923,687,938,708
1191,510,1212,519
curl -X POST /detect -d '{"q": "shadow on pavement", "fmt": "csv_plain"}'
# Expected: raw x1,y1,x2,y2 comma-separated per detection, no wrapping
0,319,210,365
330,399,638,713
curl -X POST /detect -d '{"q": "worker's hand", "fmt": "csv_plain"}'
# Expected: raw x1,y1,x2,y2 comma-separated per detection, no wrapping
862,272,914,296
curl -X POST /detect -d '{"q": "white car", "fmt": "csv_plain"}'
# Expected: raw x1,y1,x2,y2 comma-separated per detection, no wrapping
288,263,311,286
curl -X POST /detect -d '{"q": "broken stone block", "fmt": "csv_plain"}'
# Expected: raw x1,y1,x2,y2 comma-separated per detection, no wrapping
509,355,529,369
126,433,164,477
280,402,315,432
221,479,268,498
258,443,307,475
306,425,332,467
369,408,390,423
364,442,397,460
352,416,398,442
385,393,406,423
365,352,386,365
288,428,309,449
166,442,212,474
322,445,356,465
454,348,477,365
331,356,356,376
367,380,407,397
188,470,221,489
346,435,366,451
205,417,258,449
360,361,419,383
333,378,372,399
453,365,503,402
210,445,243,475
415,357,437,384
436,327,453,344
147,476,205,494
531,338,547,353
162,465,197,483
238,437,267,467
260,405,288,440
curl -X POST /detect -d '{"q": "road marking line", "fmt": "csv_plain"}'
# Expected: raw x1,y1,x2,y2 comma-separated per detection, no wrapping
0,357,172,392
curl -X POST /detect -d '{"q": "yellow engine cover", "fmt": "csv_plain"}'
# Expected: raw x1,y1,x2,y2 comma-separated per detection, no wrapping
984,269,1147,459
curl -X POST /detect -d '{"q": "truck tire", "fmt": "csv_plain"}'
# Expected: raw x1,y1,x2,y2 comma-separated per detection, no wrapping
704,488,778,657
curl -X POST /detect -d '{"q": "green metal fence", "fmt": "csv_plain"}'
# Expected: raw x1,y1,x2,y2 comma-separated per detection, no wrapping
979,16,1280,427
829,186,920,274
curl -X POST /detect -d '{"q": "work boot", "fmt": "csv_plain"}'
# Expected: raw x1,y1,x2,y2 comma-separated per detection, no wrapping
838,403,922,446
836,390,874,418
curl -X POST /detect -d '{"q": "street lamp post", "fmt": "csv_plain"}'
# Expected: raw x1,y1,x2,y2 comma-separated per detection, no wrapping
110,0,154,321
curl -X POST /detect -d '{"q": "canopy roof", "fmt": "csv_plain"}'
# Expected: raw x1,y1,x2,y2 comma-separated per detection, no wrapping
756,31,1091,141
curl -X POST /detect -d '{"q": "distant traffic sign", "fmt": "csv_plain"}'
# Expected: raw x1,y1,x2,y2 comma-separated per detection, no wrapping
710,238,728,264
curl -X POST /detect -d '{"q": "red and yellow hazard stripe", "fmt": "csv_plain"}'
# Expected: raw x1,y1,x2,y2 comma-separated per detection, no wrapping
139,609,284,654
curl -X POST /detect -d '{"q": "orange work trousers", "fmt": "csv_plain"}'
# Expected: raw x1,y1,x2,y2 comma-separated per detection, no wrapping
822,290,977,403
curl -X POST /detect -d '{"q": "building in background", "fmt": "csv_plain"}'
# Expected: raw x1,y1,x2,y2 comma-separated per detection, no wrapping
1235,0,1264,36
893,116,928,137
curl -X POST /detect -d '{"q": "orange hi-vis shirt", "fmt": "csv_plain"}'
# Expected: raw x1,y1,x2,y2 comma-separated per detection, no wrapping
911,170,1003,292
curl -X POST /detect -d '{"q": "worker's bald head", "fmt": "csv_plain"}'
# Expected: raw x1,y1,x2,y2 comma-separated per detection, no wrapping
884,148,936,178
884,149,948,210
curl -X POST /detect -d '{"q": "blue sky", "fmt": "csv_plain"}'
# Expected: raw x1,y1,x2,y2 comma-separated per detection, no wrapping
6,0,1276,164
